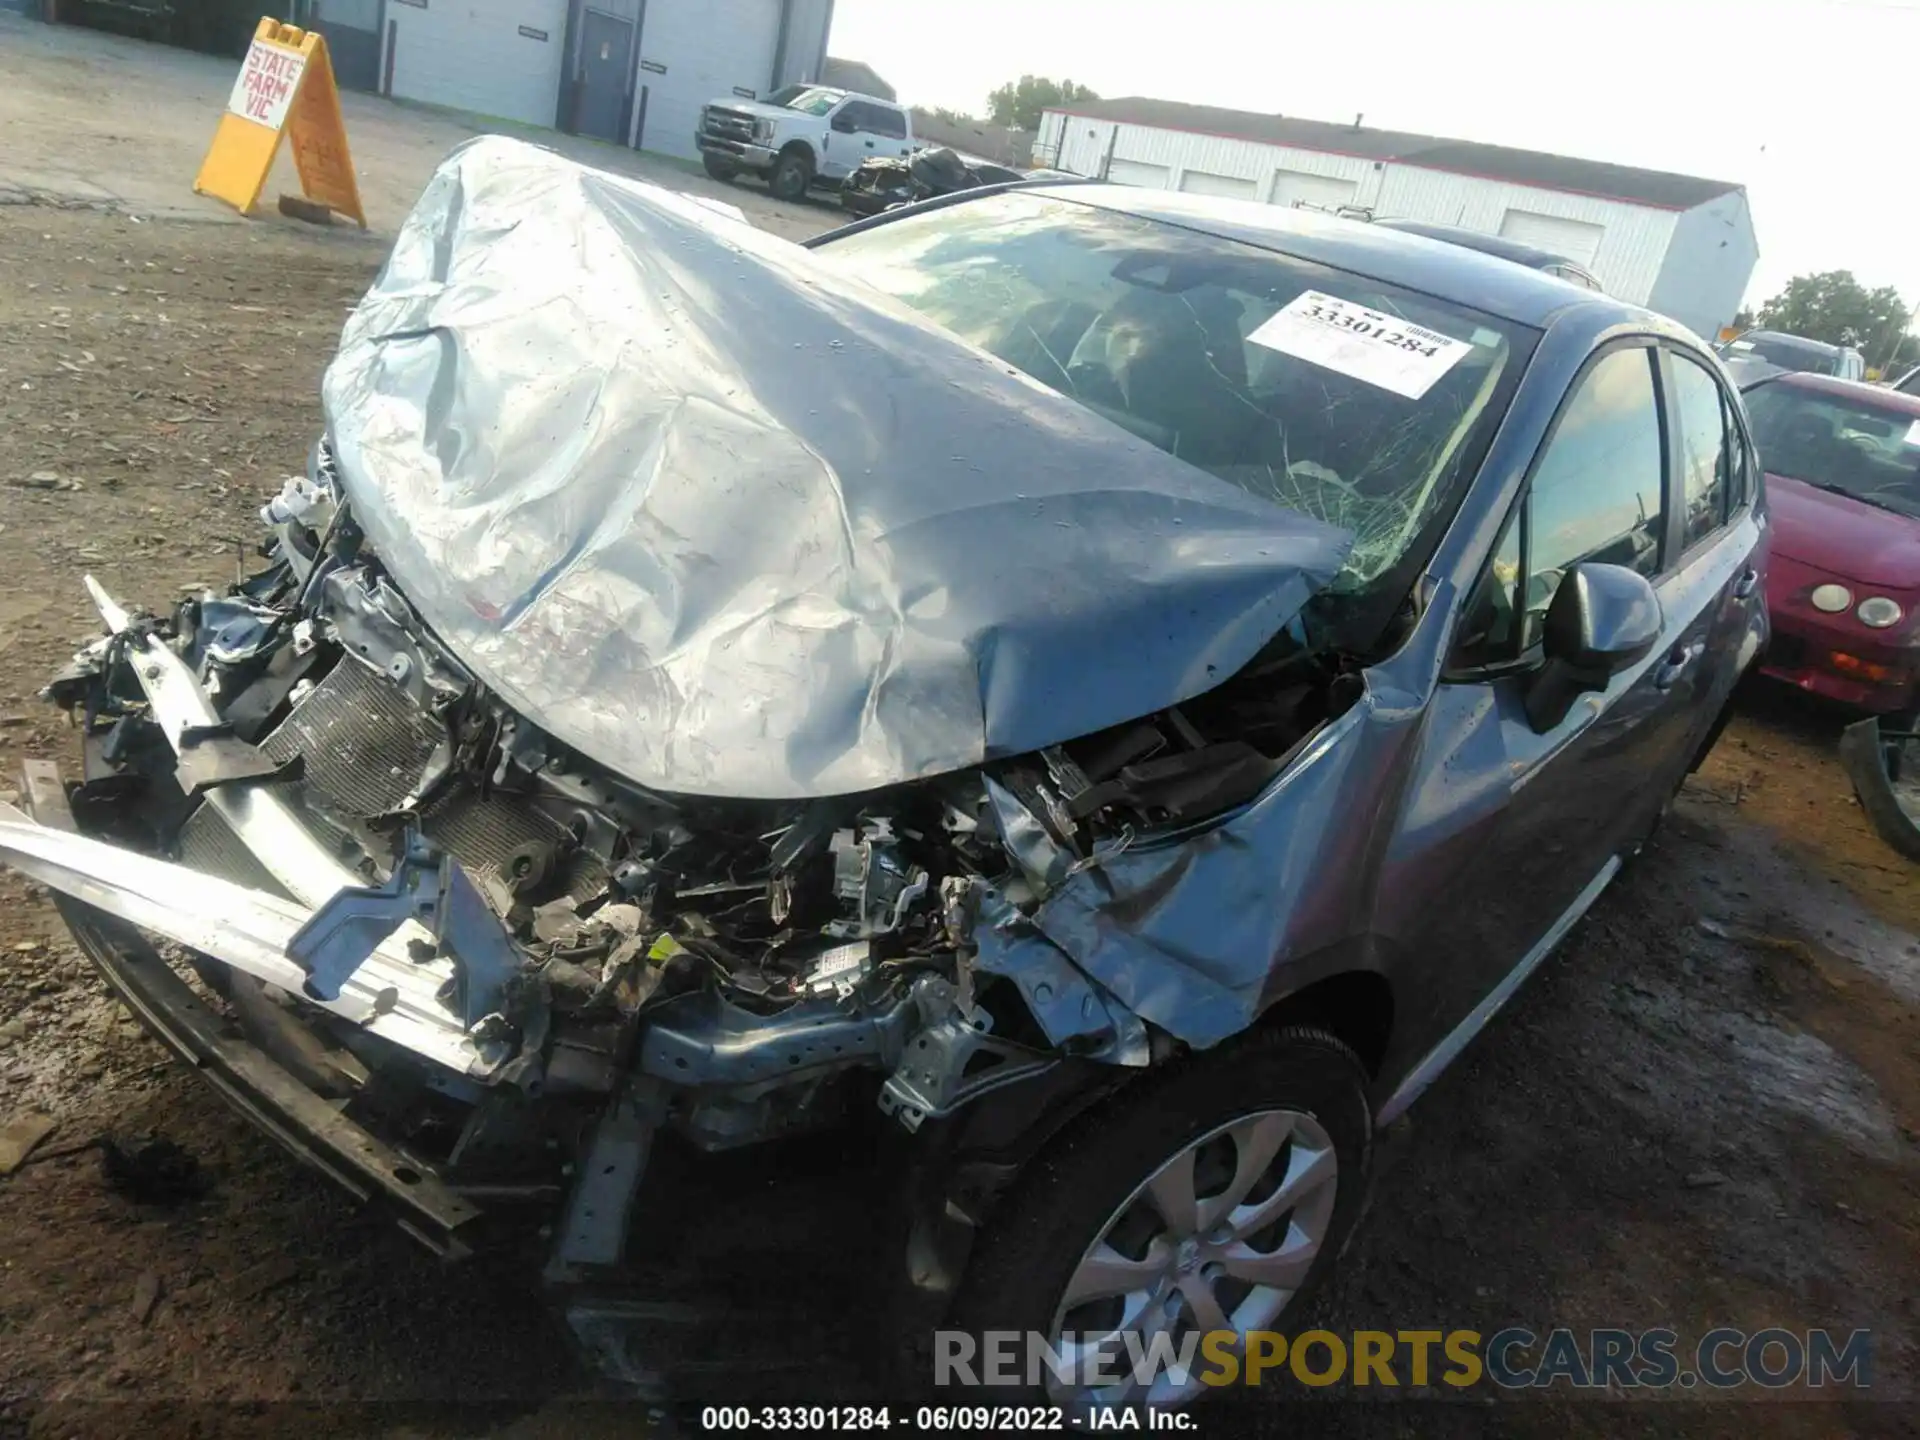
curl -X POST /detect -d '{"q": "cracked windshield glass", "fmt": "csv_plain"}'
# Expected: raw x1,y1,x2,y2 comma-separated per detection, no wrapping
823,191,1522,588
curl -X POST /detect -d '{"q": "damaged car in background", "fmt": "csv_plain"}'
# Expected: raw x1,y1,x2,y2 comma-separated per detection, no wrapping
838,145,1039,219
0,138,1767,1407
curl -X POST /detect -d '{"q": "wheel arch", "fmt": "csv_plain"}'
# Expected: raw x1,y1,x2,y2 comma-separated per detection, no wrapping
1256,967,1395,1078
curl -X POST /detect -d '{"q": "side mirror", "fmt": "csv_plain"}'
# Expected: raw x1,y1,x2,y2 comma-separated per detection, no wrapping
830,110,858,133
1524,562,1663,732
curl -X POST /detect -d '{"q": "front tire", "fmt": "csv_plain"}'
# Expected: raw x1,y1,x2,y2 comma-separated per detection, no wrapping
701,153,737,183
943,1026,1371,1407
768,149,814,202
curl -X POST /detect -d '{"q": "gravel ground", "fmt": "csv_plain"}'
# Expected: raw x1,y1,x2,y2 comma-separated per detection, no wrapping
0,24,1917,1440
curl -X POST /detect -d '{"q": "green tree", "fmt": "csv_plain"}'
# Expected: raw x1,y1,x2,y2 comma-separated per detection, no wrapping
1755,270,1916,371
986,76,1100,131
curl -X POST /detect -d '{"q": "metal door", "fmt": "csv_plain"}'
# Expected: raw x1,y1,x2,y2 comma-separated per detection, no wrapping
304,0,380,92
576,9,636,144
818,102,863,180
1481,346,1711,937
1656,348,1769,755
1380,343,1706,1066
861,105,913,159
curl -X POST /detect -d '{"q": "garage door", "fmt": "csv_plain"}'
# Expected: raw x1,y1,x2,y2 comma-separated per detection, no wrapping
1107,158,1172,190
1179,170,1257,200
634,0,780,159
1269,170,1359,210
1499,210,1605,267
387,0,568,127
307,0,380,92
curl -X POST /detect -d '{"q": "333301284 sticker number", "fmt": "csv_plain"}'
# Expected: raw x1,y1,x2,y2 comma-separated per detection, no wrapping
1248,289,1474,400
1297,302,1445,357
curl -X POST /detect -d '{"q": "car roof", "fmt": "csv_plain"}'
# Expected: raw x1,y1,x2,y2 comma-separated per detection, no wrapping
1754,369,1920,415
1017,182,1660,332
1370,218,1580,272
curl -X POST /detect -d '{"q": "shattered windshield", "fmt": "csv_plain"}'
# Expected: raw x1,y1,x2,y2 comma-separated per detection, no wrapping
784,87,845,116
818,191,1524,589
1744,380,1920,518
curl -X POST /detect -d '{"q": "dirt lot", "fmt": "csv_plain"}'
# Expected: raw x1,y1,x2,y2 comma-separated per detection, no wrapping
1,24,1918,1440
0,14,837,242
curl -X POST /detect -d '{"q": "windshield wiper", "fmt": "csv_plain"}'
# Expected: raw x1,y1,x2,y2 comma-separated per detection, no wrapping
1795,478,1919,516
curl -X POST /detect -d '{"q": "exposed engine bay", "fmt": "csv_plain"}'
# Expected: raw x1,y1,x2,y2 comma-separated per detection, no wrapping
21,441,1347,1207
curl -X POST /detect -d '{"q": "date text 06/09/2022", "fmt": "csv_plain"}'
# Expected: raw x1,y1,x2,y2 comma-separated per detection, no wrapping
698,1407,1195,1432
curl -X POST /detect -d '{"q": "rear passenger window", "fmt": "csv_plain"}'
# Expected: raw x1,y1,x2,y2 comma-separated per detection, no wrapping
1522,346,1666,647
1670,353,1731,549
870,106,908,140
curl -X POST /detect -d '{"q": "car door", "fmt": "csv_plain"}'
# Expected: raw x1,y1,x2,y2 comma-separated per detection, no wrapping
1658,345,1767,746
1399,342,1712,1019
823,101,898,178
863,102,913,159
820,100,866,180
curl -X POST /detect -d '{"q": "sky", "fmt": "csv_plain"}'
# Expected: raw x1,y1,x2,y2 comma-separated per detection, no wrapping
829,0,1920,315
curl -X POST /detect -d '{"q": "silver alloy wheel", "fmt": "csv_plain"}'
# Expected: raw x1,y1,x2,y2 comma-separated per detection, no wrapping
1046,1107,1339,1407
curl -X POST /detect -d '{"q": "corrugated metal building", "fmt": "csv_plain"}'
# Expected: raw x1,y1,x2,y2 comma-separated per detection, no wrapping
820,55,894,101
1036,98,1758,340
294,0,834,160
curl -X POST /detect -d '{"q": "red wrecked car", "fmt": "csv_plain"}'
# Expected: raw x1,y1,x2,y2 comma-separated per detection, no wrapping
1742,371,1920,716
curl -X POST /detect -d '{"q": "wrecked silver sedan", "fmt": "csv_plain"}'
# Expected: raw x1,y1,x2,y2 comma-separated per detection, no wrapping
1,138,1767,1404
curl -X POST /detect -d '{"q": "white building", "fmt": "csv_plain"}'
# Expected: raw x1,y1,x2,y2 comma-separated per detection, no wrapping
1036,98,1759,341
297,0,834,158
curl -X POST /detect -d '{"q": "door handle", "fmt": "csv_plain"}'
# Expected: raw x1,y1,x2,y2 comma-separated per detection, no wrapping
1653,641,1705,691
864,139,875,147
1732,568,1759,600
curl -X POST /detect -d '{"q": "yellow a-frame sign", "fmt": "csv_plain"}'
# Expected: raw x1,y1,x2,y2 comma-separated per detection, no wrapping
193,17,367,228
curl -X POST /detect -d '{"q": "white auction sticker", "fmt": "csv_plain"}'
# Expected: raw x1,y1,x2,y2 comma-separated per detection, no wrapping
1248,290,1472,400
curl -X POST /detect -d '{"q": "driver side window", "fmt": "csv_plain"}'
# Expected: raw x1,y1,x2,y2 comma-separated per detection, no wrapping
1455,345,1667,665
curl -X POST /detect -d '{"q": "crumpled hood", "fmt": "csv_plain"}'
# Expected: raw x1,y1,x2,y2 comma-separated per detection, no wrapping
320,137,1351,800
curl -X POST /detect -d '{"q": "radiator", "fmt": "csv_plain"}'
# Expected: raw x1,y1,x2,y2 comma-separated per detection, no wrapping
183,656,607,902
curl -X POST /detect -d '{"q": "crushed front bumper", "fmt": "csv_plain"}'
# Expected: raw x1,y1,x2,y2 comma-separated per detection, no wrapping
5,579,507,1079
0,789,500,1076
0,578,551,1249
10,762,485,1255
